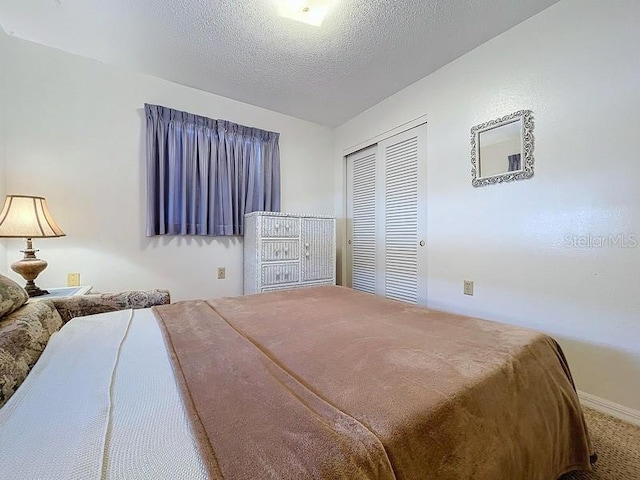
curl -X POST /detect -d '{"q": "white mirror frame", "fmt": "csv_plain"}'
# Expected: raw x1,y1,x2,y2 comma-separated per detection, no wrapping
470,109,534,187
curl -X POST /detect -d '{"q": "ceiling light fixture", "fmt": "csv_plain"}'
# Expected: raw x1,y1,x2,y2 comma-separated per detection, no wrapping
275,0,336,27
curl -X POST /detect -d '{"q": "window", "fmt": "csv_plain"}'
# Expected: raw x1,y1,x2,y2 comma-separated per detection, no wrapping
145,104,280,236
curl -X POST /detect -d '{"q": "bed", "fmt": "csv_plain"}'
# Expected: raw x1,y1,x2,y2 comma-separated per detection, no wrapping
0,285,593,479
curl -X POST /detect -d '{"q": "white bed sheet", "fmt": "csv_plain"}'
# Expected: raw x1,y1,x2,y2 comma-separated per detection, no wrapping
0,308,208,480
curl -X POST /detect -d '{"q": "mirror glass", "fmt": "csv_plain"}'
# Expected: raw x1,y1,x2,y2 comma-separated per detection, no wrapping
478,119,522,178
471,110,534,187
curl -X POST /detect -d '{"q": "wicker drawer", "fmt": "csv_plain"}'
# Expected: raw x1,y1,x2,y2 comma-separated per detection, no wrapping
261,216,299,237
262,263,299,286
261,240,299,261
261,281,334,293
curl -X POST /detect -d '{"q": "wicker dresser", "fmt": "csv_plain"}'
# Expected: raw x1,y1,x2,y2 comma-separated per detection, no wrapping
243,212,336,294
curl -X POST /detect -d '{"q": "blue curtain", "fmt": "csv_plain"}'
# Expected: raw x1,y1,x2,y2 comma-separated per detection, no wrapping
145,104,280,236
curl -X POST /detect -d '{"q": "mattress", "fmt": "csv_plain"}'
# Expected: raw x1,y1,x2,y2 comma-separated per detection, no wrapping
156,286,593,480
0,286,593,479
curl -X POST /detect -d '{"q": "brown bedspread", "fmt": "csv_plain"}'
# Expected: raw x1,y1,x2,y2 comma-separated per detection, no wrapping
153,286,593,480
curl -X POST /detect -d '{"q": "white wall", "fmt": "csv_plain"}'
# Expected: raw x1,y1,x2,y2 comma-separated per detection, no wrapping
2,36,334,301
479,137,521,178
0,31,7,273
335,0,640,411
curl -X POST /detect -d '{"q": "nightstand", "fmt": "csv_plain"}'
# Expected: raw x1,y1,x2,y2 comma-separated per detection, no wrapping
29,286,93,301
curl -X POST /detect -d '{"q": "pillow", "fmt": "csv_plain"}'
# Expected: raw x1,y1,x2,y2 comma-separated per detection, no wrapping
0,274,29,319
0,301,63,408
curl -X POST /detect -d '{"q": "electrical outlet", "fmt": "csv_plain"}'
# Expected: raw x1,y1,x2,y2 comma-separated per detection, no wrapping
67,273,81,287
217,267,226,280
463,280,474,296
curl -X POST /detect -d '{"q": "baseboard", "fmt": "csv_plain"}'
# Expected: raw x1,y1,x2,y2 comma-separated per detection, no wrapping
578,390,640,426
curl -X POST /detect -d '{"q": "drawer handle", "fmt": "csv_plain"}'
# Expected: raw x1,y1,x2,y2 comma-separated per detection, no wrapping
275,224,280,229
305,242,310,247
284,248,289,253
305,253,310,257
285,225,290,230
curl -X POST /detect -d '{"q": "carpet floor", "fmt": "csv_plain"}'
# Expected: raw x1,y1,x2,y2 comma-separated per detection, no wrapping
561,406,640,479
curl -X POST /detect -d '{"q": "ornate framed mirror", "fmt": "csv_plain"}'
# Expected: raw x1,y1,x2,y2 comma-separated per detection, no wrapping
470,110,534,187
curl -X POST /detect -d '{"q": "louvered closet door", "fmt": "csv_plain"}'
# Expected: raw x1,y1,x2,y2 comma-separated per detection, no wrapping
347,125,427,304
379,126,427,304
346,146,378,294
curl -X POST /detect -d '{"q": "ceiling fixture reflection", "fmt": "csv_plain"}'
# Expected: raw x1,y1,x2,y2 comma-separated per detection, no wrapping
275,0,336,27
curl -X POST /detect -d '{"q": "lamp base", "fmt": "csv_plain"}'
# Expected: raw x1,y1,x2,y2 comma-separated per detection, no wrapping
23,281,50,297
11,238,50,298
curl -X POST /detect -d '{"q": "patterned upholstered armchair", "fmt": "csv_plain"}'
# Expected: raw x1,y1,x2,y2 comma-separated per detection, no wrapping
0,274,170,408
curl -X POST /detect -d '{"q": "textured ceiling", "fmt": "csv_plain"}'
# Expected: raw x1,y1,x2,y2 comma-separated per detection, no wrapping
0,0,559,126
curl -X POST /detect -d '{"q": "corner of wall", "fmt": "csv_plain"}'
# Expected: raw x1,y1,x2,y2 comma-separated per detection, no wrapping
0,32,8,273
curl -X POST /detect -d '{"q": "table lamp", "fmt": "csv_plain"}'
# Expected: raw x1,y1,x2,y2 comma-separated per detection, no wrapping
0,195,66,296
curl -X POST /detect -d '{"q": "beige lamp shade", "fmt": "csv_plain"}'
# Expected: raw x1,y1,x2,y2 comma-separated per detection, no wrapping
0,195,66,238
0,195,66,297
